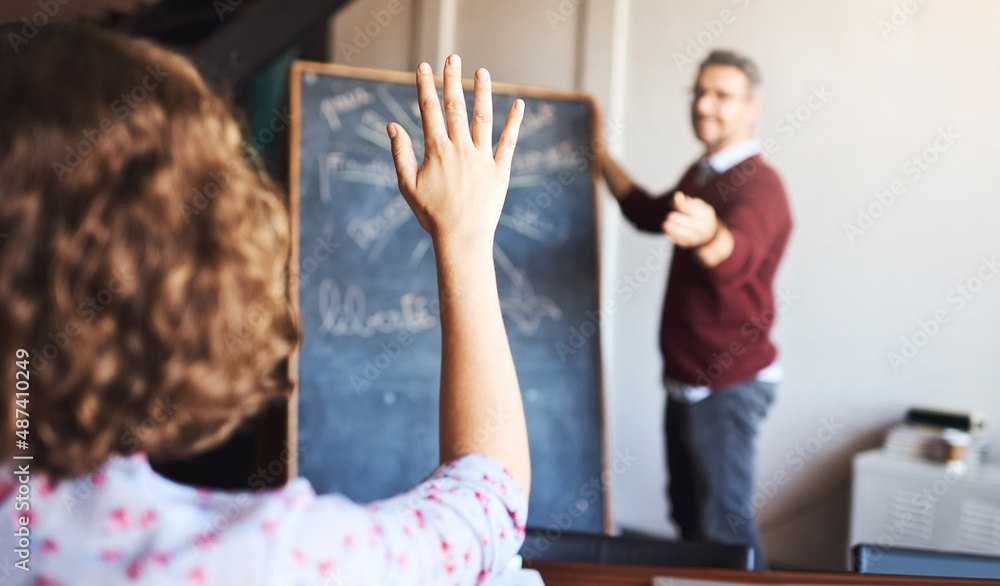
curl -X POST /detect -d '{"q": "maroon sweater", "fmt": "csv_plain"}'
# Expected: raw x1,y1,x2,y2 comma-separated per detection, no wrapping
618,154,792,390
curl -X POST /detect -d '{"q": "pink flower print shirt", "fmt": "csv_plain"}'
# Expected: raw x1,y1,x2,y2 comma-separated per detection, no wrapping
0,452,527,585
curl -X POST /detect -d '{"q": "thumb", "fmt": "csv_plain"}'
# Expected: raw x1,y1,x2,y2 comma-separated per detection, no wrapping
388,123,418,195
673,191,688,211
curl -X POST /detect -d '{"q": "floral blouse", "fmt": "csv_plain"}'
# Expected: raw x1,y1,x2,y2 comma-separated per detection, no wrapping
0,452,527,585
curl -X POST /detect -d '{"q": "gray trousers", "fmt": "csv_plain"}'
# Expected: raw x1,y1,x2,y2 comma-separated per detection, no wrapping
665,379,775,570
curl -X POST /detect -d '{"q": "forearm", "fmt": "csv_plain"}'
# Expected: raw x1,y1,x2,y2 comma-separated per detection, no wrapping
600,153,636,201
434,236,531,498
694,222,735,267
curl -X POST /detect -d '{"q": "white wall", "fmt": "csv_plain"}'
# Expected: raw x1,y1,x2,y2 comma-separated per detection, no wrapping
329,0,1000,571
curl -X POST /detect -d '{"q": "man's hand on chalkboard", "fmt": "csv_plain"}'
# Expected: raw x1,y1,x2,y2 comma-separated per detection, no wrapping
386,55,525,248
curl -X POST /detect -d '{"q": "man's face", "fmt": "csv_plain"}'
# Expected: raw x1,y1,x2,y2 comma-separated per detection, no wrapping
690,64,761,154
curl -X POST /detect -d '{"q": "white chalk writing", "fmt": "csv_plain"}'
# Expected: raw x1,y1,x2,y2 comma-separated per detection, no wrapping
511,140,577,175
519,103,556,137
494,245,561,335
321,87,375,131
318,279,436,337
346,194,411,251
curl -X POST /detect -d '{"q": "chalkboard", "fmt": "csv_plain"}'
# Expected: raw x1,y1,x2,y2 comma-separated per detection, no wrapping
288,61,608,533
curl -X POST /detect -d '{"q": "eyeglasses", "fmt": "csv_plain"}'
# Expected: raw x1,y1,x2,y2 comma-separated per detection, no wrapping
689,87,750,105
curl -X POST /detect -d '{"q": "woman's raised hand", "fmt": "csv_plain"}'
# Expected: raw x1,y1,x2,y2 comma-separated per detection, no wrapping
385,56,532,498
387,55,524,248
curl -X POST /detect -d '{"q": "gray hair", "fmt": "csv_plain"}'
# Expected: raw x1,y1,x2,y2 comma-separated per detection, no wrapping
698,49,761,94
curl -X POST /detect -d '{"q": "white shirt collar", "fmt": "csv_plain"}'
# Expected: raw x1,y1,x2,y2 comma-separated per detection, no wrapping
705,138,762,174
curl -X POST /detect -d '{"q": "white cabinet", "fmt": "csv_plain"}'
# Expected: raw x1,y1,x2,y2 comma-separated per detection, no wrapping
848,449,1000,568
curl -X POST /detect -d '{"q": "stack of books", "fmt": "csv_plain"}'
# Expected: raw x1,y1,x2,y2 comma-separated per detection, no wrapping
883,408,989,466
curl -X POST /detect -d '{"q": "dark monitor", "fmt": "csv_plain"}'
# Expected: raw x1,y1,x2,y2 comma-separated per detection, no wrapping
520,529,754,570
852,544,1000,580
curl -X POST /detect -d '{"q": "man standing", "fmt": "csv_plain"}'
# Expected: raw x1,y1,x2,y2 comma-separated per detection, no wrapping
601,50,792,569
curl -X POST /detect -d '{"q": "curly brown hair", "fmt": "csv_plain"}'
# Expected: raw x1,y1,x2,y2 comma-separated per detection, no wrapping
0,24,300,479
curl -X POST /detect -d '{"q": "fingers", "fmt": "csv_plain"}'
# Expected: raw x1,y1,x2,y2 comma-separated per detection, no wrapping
673,191,688,210
662,218,698,247
664,209,718,248
494,99,524,169
673,192,714,217
661,217,677,238
663,214,692,242
471,68,493,151
416,62,447,148
442,55,470,144
665,210,704,228
387,123,418,195
409,57,521,167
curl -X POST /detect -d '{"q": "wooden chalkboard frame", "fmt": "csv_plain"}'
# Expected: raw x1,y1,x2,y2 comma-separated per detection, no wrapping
286,59,611,533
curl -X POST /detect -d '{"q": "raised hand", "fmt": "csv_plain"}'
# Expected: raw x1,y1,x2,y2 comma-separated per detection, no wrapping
384,56,532,498
387,55,524,248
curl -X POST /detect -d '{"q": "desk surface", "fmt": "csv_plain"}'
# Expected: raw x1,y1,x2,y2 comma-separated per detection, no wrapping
524,560,999,585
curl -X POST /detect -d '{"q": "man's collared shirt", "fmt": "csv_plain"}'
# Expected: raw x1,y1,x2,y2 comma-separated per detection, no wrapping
698,138,762,184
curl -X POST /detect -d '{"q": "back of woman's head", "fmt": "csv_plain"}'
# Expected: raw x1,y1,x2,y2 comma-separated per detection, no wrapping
0,24,300,479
